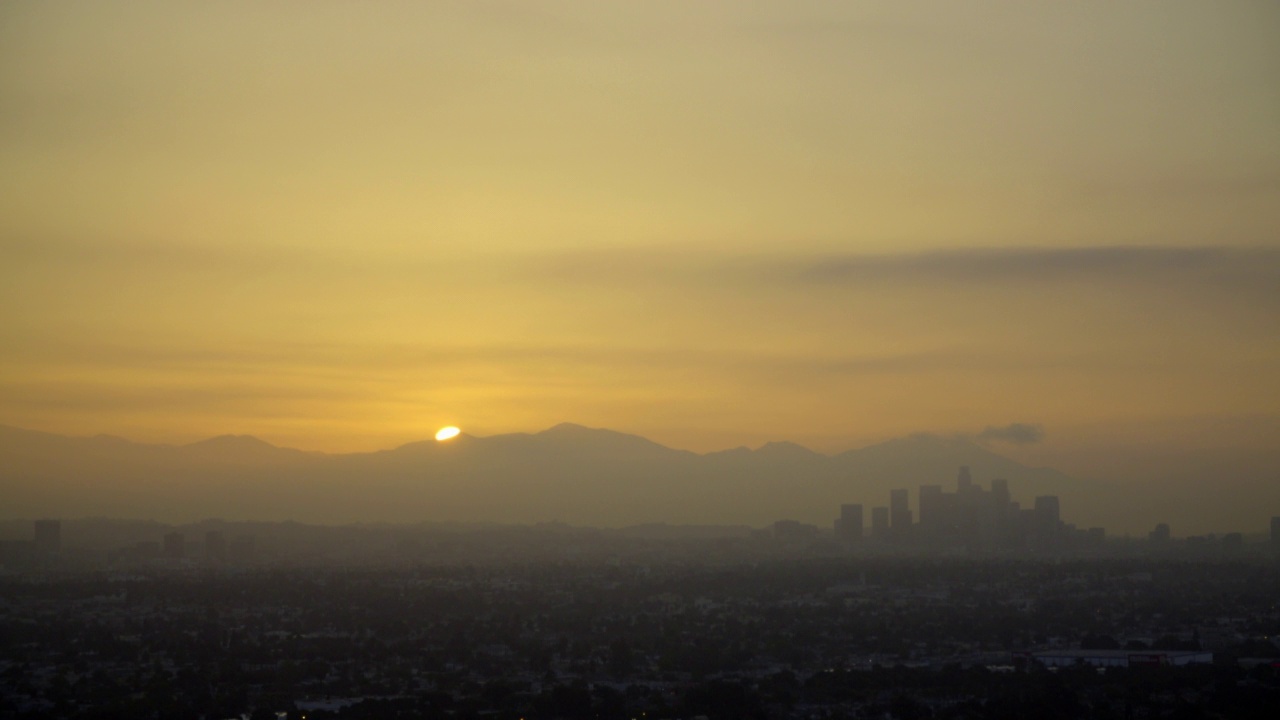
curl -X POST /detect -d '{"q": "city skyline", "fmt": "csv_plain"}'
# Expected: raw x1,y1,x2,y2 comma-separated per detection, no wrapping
3,420,1276,537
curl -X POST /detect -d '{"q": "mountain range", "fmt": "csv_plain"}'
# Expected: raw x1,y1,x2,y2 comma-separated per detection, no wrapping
1,423,1273,534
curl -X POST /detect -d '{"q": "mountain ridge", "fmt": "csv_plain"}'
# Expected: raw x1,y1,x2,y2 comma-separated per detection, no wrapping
1,423,1273,533
0,421,1051,462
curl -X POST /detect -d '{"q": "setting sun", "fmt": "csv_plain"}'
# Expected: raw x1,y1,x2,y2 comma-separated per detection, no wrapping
435,426,461,442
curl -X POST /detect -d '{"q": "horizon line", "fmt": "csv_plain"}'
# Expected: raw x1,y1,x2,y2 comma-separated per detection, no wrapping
0,420,991,459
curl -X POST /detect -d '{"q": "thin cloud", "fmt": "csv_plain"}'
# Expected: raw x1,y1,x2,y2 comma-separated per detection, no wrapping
18,239,1276,295
798,245,1280,286
521,244,1280,295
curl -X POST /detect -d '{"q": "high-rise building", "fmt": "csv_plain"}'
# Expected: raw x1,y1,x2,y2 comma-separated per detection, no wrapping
835,504,863,541
918,485,944,533
871,506,890,539
163,532,185,560
1032,496,1061,546
1034,496,1060,527
957,466,973,494
33,519,61,554
990,478,1011,517
890,489,911,535
1149,523,1171,544
773,520,819,542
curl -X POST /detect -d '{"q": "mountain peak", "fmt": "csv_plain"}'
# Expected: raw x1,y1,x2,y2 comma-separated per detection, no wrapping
755,440,825,459
532,422,688,458
187,434,276,450
541,422,598,435
537,423,650,444
178,434,306,463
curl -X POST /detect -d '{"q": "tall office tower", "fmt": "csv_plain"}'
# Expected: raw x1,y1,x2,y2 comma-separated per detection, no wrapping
836,504,864,541
871,506,890,538
205,531,226,562
1149,523,1171,544
987,478,1012,546
918,485,944,533
33,519,61,554
1033,495,1060,527
163,532,185,560
990,478,1011,516
957,466,973,493
890,488,911,533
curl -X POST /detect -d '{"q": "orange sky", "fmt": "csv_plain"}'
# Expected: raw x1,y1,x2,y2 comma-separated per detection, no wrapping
2,2,1278,475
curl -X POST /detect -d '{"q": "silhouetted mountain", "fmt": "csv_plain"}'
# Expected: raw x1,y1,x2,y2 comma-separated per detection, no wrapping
538,422,683,453
0,423,1271,533
178,434,316,464
0,425,312,468
836,433,1074,488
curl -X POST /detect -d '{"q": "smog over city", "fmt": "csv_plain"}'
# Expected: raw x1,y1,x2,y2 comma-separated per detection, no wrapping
2,3,1279,719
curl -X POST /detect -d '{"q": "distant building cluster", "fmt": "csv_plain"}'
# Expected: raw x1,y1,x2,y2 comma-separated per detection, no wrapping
0,520,258,571
112,529,253,567
2,492,1279,572
820,467,1280,555
829,466,1092,552
0,518,62,568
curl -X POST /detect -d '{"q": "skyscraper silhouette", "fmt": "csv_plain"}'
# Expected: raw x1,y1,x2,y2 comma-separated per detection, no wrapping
163,532,185,560
1149,523,1171,544
918,485,944,535
990,478,1011,516
871,506,890,539
836,504,864,541
1033,496,1060,527
890,489,911,538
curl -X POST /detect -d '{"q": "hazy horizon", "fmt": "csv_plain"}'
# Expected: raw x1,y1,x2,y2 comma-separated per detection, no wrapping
5,413,1278,490
4,419,1277,536
1,418,1073,461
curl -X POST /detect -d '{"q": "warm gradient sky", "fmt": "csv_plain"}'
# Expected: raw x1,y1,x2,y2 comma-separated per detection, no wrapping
2,2,1278,478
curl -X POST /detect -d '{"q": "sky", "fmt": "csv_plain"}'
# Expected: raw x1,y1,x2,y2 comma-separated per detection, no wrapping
2,1,1278,481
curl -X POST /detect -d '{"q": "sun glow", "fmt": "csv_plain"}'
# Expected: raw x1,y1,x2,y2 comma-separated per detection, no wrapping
435,426,461,441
